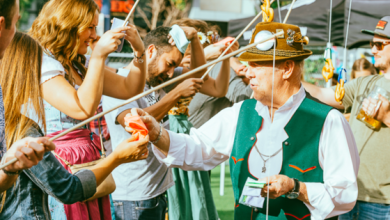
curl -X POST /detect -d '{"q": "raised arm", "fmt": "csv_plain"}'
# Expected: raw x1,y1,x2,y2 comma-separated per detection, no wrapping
198,59,230,97
302,81,344,109
187,40,239,98
41,27,129,120
102,24,147,99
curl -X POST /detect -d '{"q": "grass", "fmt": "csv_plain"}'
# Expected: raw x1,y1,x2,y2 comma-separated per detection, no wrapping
210,164,235,220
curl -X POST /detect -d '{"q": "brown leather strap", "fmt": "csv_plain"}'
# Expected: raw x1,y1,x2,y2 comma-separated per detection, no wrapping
97,118,106,158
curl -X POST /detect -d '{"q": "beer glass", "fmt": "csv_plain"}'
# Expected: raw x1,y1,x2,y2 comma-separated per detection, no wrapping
356,85,390,130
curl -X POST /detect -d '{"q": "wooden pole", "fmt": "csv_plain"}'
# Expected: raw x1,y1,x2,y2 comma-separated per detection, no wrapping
122,0,140,27
283,0,297,24
0,31,284,170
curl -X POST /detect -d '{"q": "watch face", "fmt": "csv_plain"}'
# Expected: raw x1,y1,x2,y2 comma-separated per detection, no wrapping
287,192,299,199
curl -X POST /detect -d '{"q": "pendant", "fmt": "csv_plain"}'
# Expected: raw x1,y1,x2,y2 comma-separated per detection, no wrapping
262,166,266,173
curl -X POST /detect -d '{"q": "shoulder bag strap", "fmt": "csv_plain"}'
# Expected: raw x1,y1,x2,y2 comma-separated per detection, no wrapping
98,117,106,158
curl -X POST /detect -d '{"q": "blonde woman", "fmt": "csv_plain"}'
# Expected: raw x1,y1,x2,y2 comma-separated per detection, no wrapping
28,0,147,219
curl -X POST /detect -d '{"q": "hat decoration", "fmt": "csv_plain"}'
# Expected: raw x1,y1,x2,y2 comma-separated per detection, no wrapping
197,31,220,45
197,32,207,44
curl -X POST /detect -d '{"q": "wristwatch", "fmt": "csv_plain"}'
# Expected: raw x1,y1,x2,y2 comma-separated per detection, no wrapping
286,178,300,199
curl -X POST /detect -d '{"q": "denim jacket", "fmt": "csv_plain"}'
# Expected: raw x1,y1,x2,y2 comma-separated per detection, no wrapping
0,124,97,220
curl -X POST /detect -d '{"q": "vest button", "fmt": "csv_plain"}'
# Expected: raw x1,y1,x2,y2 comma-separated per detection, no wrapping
254,207,259,212
284,141,289,146
251,137,255,141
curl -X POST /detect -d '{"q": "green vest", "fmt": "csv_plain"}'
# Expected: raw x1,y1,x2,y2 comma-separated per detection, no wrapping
229,97,332,220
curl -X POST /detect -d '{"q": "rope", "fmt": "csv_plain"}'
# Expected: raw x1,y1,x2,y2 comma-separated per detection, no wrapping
342,0,353,80
276,0,282,22
266,40,276,220
328,0,332,45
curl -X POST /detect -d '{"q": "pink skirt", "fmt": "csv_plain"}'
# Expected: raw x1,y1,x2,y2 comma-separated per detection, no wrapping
48,129,112,220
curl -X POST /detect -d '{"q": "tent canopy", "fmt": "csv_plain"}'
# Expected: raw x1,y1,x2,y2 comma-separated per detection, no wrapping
228,0,390,49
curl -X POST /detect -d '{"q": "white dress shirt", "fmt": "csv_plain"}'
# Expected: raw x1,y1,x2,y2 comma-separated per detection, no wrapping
153,86,360,219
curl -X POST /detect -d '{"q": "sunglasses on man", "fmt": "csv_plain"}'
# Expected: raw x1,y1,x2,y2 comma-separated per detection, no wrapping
370,41,390,50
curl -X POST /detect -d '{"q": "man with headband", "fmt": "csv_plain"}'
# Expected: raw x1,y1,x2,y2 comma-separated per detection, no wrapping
131,22,360,219
103,25,206,219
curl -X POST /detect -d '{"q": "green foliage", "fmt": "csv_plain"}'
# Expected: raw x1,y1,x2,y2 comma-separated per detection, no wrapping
271,0,293,8
305,58,325,75
171,0,187,11
18,0,32,30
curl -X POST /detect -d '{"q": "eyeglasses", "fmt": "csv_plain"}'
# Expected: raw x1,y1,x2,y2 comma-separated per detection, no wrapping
370,41,390,50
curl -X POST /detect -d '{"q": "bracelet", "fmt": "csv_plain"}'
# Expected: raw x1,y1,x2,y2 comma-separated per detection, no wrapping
2,169,21,176
150,124,163,144
134,51,145,63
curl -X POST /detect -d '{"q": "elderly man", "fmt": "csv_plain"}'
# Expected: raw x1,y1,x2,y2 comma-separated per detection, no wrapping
304,16,390,220
129,22,360,220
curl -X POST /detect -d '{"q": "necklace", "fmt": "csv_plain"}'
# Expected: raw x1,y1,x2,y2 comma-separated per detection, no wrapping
254,146,283,173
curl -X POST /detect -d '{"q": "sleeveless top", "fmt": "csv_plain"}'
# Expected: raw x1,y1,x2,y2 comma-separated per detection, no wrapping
40,54,86,134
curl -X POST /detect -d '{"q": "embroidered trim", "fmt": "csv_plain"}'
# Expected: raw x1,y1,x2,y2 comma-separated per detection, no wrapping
285,213,310,220
247,47,309,57
232,156,244,164
289,165,316,173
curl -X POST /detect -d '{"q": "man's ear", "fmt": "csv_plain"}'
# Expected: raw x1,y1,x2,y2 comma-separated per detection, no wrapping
147,44,157,59
282,60,295,80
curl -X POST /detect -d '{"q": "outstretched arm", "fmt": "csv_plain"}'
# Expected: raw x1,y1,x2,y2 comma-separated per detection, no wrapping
302,81,344,109
127,106,240,171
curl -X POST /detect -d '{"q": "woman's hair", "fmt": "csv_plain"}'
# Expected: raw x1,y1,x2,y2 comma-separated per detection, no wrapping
0,32,46,148
350,58,377,79
29,0,98,85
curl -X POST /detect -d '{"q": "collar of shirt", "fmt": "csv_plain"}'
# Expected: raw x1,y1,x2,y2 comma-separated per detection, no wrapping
250,85,306,168
254,85,306,119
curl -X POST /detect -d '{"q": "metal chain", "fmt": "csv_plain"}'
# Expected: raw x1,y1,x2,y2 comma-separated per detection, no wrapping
254,145,283,162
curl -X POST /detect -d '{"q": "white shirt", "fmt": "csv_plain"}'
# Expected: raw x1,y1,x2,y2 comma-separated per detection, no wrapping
153,86,360,220
103,68,173,201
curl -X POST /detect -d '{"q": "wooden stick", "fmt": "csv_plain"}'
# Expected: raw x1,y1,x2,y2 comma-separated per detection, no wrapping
282,0,297,24
200,0,275,80
0,31,284,171
122,0,140,27
250,0,297,99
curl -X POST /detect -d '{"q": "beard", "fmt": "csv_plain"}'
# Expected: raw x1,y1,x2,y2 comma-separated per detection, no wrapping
147,60,161,87
146,55,166,87
375,59,390,71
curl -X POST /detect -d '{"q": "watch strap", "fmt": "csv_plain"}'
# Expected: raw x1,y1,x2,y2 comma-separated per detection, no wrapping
292,178,300,193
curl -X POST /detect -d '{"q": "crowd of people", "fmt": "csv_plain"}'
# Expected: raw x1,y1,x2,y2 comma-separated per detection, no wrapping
1,0,390,219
